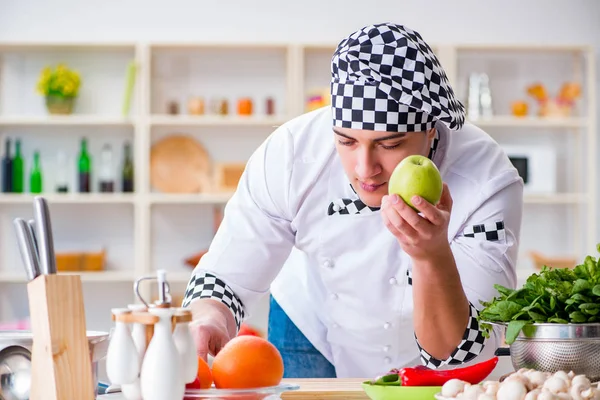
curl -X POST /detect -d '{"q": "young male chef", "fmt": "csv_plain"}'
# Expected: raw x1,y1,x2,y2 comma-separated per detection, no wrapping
182,22,523,379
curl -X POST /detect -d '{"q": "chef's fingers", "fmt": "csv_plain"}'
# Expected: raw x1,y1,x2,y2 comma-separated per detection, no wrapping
412,196,444,226
382,196,418,239
390,194,429,233
437,183,453,213
191,323,211,361
381,209,408,243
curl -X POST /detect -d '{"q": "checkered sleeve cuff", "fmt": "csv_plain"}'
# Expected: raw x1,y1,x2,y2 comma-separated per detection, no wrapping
416,302,487,369
182,271,246,332
463,220,506,242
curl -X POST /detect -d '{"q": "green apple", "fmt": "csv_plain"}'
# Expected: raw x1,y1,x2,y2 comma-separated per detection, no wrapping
388,155,443,211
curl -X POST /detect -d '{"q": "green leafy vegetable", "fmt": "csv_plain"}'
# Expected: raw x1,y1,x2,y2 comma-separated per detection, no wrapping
478,244,600,344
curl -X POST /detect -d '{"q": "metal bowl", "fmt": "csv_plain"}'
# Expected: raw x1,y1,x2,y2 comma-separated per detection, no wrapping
0,330,109,400
487,322,600,382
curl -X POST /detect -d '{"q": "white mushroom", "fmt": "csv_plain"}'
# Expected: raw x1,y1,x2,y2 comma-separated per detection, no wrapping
525,389,542,400
553,371,571,384
581,387,600,400
525,371,551,389
505,373,534,392
537,389,560,400
555,393,573,400
442,379,469,398
570,378,593,400
462,384,485,399
571,375,591,391
478,394,496,400
497,379,528,400
543,376,569,394
483,381,501,395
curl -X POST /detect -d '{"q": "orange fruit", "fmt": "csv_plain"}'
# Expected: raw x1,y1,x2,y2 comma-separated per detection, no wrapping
197,356,213,389
212,335,284,389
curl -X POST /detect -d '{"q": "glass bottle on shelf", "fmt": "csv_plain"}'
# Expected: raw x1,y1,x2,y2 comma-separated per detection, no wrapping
122,141,134,193
78,138,91,193
56,151,69,193
12,139,24,193
2,138,12,193
29,151,42,193
99,144,115,193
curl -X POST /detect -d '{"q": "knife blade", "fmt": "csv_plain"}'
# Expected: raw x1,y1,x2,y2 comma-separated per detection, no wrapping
33,196,57,275
26,219,39,264
13,218,40,281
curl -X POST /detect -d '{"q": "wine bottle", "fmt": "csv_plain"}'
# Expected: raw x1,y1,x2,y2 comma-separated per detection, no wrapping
78,138,91,193
122,141,134,193
12,139,24,193
30,151,42,193
99,144,115,193
2,138,12,193
56,151,69,193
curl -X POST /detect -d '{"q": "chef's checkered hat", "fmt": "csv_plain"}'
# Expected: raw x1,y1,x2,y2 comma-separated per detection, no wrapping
331,23,465,132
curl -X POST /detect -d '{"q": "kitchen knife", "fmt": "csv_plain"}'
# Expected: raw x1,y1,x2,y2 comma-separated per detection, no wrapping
13,218,40,281
26,219,39,263
33,196,57,275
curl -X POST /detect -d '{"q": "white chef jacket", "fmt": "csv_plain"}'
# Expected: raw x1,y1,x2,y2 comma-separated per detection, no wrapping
186,106,524,378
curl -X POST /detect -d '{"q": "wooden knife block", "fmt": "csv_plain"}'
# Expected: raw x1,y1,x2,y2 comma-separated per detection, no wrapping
26,274,95,400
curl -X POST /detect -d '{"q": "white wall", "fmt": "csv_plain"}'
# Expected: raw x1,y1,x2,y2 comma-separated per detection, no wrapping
0,0,598,45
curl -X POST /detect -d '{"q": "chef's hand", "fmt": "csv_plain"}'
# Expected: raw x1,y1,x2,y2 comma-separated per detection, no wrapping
189,299,236,361
381,183,453,260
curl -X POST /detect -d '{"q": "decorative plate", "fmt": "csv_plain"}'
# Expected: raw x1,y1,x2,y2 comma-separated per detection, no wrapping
150,134,212,193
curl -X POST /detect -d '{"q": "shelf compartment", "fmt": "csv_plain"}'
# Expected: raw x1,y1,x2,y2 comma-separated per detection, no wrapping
524,193,588,204
0,193,136,204
149,193,232,205
0,115,135,127
0,44,138,117
0,270,136,283
149,45,289,118
150,114,286,127
470,116,587,129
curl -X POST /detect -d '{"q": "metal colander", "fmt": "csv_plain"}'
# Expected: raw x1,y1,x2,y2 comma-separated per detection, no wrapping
492,322,600,382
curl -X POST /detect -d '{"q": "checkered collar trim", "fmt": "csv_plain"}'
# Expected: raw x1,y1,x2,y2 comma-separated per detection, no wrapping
327,129,440,216
331,23,465,133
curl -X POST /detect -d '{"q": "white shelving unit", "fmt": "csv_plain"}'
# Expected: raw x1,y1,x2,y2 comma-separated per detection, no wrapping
0,42,596,332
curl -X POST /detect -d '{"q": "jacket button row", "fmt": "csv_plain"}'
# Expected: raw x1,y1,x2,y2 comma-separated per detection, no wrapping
389,277,397,285
323,259,334,268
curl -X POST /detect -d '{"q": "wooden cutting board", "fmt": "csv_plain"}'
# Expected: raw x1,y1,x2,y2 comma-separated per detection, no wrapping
280,378,370,399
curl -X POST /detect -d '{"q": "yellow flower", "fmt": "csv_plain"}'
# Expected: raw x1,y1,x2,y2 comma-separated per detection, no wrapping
36,63,81,97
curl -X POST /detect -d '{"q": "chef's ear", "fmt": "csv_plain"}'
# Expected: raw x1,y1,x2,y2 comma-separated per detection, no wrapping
426,127,436,141
425,127,437,149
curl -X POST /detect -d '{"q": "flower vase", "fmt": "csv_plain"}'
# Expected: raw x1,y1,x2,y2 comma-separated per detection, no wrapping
45,95,75,115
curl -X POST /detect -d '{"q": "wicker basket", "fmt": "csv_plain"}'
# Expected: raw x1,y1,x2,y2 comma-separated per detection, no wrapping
529,251,577,270
56,250,105,272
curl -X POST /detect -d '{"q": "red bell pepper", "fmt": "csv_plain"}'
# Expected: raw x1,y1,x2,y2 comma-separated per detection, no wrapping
398,356,499,386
